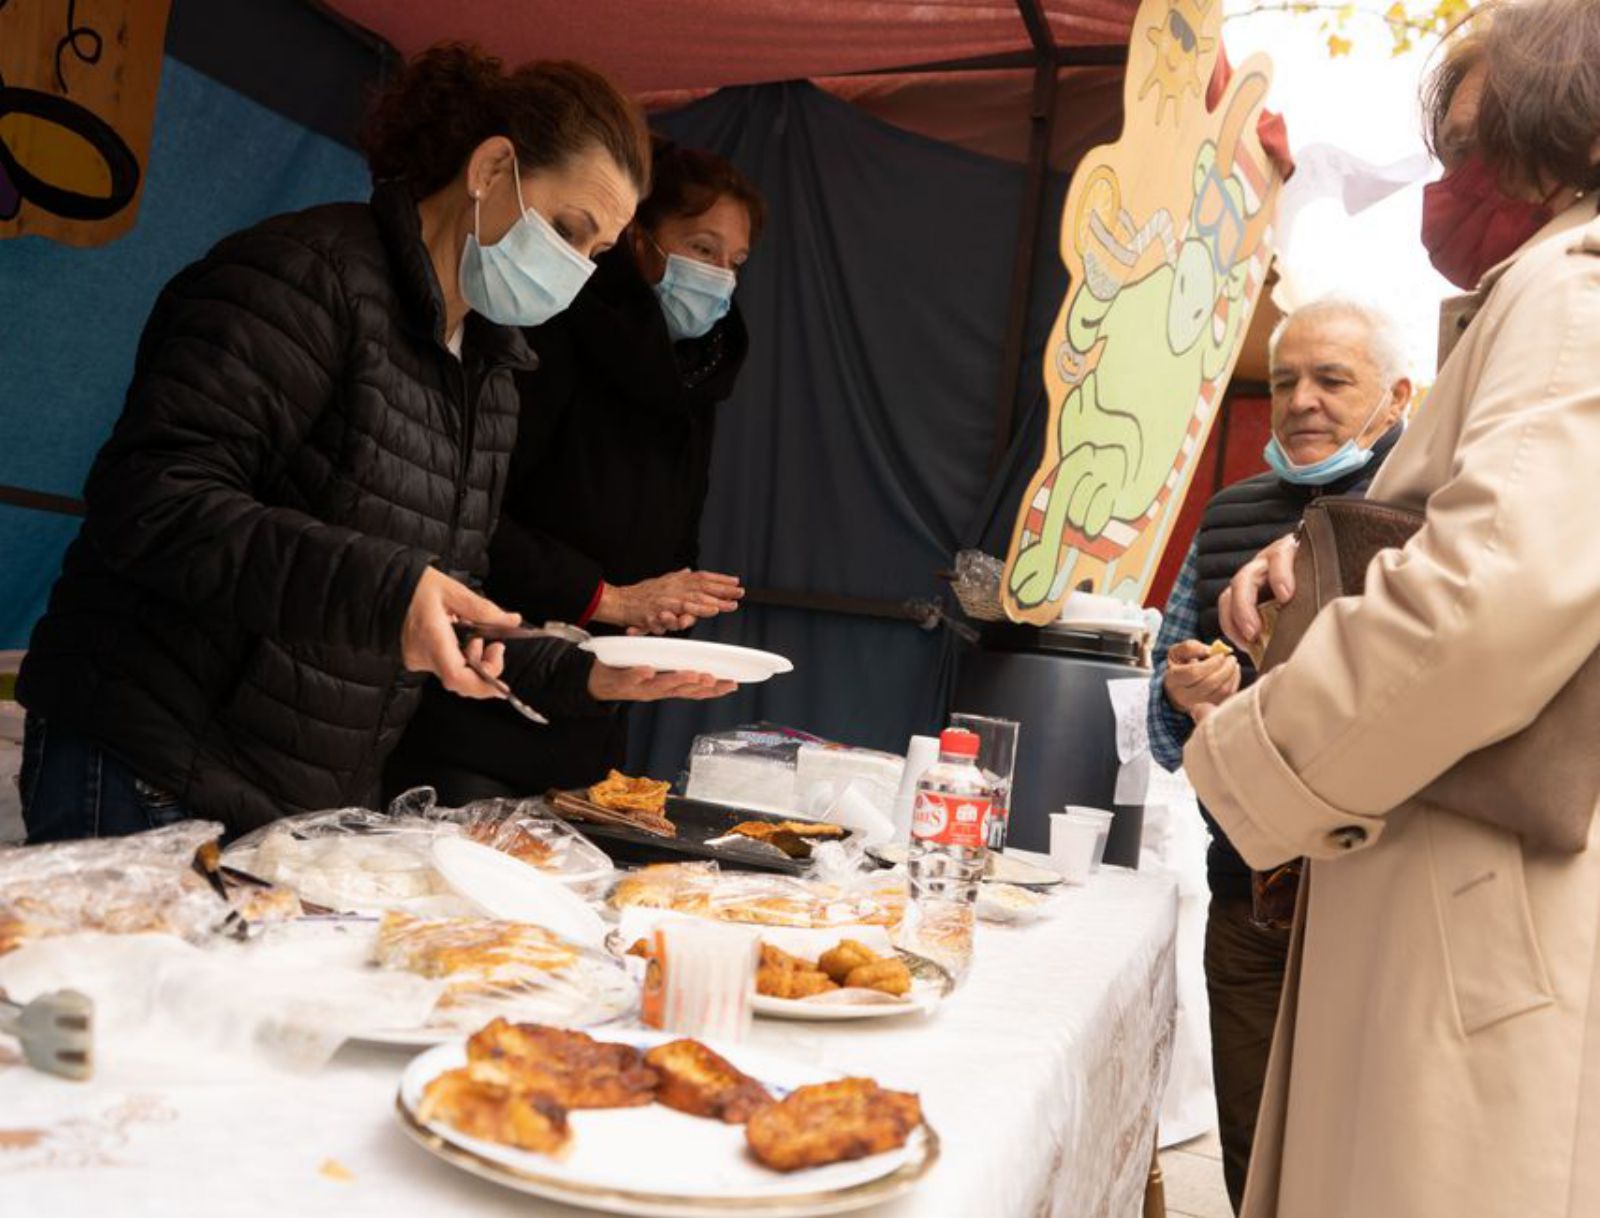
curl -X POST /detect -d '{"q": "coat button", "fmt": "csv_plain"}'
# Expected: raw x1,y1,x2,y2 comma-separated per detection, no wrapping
1327,825,1367,851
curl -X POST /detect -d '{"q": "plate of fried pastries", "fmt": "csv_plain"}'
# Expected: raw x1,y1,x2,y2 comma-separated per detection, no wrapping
397,1018,937,1216
607,915,952,1023
749,939,953,1022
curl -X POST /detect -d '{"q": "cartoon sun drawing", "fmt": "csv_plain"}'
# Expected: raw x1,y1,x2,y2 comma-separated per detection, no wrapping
1139,0,1217,126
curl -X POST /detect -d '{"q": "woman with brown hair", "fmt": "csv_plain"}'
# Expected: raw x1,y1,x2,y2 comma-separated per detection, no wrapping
17,45,730,843
388,139,766,802
1189,1,1600,1214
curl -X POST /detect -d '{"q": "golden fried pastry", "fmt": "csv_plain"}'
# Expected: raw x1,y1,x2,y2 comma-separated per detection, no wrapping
417,1067,572,1155
1207,638,1234,656
644,1039,773,1124
728,820,847,843
745,1078,923,1172
844,958,912,997
229,883,303,924
609,864,907,930
759,942,812,972
759,965,838,1000
465,819,555,867
817,939,879,985
0,916,31,956
756,944,838,999
467,1019,658,1110
588,770,672,815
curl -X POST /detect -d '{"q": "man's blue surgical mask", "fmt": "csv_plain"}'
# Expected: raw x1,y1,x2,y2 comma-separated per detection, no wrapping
650,241,737,341
460,156,595,328
1264,390,1393,487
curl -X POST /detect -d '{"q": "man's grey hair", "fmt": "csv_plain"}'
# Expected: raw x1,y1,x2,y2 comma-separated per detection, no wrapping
1267,296,1409,386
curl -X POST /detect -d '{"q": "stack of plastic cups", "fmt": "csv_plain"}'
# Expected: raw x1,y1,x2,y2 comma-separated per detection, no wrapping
891,735,943,843
1062,806,1115,873
640,920,760,1042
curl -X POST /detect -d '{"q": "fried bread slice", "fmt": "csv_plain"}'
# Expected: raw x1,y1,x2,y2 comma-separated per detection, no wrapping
417,1067,572,1155
745,1078,923,1172
643,1038,773,1124
467,1019,658,1110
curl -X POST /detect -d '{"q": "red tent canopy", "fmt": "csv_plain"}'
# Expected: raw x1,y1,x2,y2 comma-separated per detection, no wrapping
323,1,1138,94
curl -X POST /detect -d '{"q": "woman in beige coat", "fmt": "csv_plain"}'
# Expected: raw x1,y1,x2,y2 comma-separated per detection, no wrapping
1184,2,1600,1214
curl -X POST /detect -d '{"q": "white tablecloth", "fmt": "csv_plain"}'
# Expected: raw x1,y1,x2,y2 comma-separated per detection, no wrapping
0,867,1177,1218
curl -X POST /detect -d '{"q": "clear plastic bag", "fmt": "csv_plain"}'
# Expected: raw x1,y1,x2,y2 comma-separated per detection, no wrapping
223,789,614,912
685,725,905,822
610,861,907,931
0,821,237,953
369,910,636,1031
948,549,1008,622
0,930,442,1079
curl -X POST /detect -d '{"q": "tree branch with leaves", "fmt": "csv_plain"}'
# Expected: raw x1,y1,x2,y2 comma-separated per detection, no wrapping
1228,0,1480,58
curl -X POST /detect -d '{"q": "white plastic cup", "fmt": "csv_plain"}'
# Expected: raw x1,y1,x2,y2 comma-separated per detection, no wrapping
1063,806,1114,872
641,920,759,1042
1050,814,1100,885
892,735,942,842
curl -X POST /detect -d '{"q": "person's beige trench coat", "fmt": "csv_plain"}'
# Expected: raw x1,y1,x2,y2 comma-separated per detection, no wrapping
1185,198,1600,1218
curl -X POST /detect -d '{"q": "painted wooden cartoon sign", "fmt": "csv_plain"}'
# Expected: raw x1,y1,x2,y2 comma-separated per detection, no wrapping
1003,0,1282,622
0,0,171,246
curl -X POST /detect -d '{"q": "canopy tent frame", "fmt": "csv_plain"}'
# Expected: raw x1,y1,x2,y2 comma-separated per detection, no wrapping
0,0,1131,638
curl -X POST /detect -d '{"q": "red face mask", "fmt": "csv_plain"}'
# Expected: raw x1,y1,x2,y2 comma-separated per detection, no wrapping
1421,154,1552,289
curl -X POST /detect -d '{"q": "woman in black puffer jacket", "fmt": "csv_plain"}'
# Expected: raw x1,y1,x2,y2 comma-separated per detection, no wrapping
17,46,730,843
387,141,762,802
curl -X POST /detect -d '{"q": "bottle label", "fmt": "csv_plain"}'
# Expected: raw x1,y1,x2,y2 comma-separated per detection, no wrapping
912,790,993,849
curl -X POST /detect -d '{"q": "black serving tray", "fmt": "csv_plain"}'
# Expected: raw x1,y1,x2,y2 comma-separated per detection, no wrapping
540,792,854,876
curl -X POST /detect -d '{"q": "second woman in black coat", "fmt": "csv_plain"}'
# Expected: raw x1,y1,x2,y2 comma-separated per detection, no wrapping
386,142,764,802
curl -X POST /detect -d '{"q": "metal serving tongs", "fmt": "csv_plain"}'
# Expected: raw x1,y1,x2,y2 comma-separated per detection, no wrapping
452,621,594,728
0,987,93,1080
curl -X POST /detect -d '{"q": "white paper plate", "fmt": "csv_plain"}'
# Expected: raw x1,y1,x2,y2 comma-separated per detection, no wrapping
581,637,794,684
396,1030,937,1217
751,952,952,1023
1052,614,1149,637
604,925,951,1024
432,838,608,948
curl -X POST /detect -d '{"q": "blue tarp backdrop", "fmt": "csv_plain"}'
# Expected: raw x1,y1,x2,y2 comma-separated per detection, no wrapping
0,55,369,648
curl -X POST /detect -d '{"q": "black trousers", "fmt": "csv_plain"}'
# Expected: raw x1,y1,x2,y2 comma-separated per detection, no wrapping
1204,895,1291,1214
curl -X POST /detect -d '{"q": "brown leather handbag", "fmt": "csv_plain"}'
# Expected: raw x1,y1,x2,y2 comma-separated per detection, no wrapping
1255,496,1599,854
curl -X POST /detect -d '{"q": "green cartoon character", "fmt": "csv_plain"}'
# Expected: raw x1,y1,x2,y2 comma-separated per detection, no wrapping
1010,75,1275,610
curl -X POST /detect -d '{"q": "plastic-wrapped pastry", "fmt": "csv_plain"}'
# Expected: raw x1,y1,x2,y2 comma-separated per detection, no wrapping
610,862,907,931
373,911,580,1005
0,821,235,953
223,794,612,911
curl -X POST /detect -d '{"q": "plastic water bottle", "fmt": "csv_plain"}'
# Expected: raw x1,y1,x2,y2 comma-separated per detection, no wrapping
906,728,992,981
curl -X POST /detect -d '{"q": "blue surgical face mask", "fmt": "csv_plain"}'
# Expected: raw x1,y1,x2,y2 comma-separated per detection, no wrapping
1264,391,1393,486
650,243,737,341
459,156,596,328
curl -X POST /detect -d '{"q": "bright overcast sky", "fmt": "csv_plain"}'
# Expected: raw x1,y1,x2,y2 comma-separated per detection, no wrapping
1221,0,1458,379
